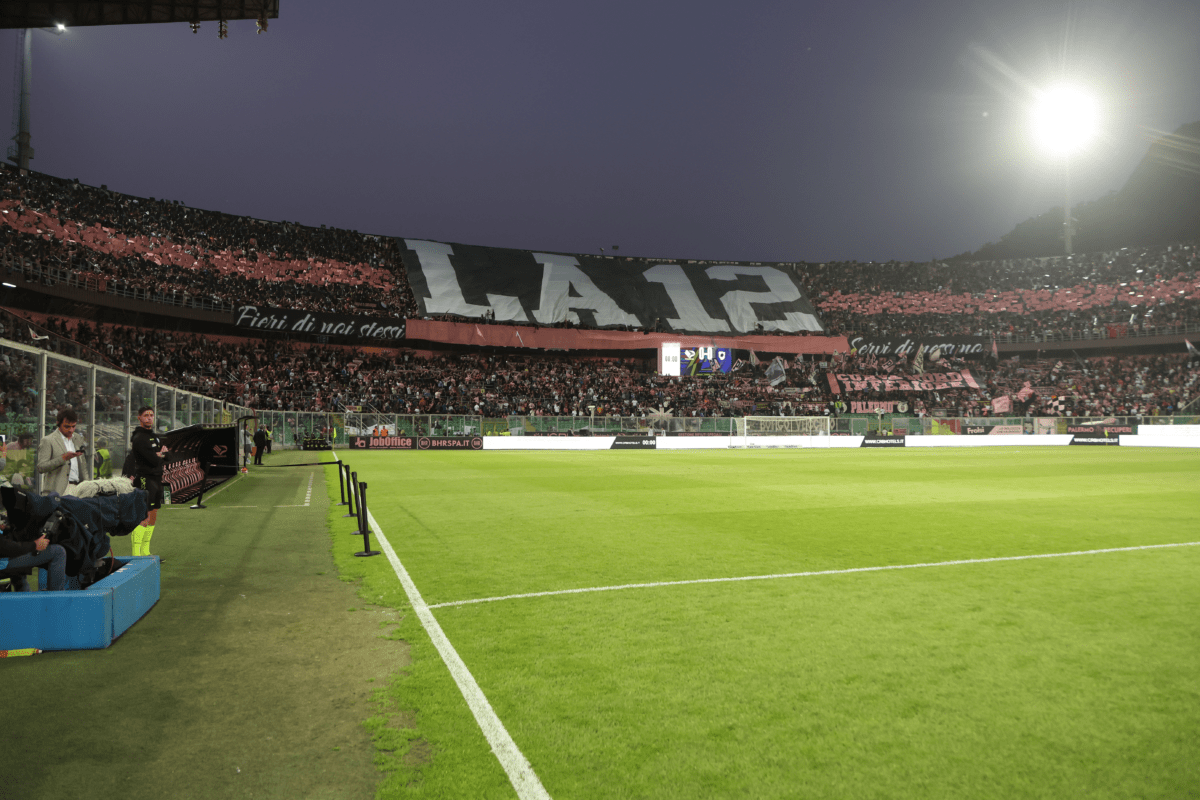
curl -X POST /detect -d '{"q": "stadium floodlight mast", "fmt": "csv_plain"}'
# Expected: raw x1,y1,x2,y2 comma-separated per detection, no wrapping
1031,84,1099,255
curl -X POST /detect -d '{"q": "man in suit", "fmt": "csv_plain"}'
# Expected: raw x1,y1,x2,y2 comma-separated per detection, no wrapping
252,425,267,465
36,408,92,495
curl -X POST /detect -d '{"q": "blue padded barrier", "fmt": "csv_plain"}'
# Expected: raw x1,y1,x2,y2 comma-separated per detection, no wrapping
105,557,161,639
0,557,159,651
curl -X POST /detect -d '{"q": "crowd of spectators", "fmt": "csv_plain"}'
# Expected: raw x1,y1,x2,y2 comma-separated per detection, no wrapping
804,243,1200,341
2,165,1199,422
1,165,418,318
4,164,1198,346
4,316,1196,423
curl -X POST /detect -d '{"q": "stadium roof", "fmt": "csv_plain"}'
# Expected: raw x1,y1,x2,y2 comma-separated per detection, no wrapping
0,1,278,30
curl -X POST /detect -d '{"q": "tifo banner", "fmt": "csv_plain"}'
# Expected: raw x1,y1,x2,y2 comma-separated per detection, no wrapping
848,400,910,414
401,239,824,335
235,306,406,342
826,369,979,394
847,335,989,358
350,435,483,450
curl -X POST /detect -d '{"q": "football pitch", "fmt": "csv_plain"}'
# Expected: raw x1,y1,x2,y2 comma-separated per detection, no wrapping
333,446,1200,799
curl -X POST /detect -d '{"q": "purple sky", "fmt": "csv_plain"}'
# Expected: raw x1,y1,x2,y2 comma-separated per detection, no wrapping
3,0,1198,263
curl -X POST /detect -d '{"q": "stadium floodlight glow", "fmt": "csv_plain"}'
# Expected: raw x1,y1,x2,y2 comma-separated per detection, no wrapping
1031,84,1099,255
56,23,66,32
1031,84,1098,157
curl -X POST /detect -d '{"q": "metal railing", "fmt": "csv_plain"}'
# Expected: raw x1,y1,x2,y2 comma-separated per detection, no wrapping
2,256,236,314
991,322,1200,345
0,338,250,493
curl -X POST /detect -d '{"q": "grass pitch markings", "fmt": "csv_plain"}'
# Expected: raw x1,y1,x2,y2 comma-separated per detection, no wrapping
364,505,552,800
426,540,1200,609
275,471,316,507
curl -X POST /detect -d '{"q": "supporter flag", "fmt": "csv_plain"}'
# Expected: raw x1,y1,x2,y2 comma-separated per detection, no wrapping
912,345,925,375
749,350,760,367
28,328,48,342
991,336,999,361
991,395,1012,414
929,347,941,363
1186,339,1199,357
765,357,787,387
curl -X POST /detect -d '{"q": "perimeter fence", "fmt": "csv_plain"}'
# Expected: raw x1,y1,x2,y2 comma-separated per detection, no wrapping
0,338,251,493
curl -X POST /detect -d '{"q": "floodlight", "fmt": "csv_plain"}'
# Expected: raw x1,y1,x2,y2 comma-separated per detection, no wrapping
1031,84,1098,156
56,23,65,32
1031,84,1099,254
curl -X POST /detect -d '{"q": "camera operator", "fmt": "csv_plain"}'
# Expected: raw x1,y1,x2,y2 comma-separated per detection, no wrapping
0,529,67,591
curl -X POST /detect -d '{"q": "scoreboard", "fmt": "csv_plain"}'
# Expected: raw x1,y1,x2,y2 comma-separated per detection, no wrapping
660,343,733,376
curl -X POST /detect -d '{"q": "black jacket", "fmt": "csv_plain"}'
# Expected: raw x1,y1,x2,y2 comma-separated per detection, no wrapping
130,426,165,479
2,487,147,577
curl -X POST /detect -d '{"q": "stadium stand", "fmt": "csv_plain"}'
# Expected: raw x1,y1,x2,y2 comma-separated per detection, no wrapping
4,164,1198,346
2,312,1196,422
804,244,1200,342
2,163,1198,423
0,165,417,318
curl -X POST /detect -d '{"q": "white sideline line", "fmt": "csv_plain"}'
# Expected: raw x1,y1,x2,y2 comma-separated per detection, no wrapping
366,508,552,800
273,468,316,507
427,541,1200,610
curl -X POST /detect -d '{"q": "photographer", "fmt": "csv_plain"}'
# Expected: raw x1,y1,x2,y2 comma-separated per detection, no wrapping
36,409,92,496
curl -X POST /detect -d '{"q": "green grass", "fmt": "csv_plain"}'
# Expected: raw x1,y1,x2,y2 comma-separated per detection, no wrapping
337,448,1200,799
3,453,400,800
7,448,1196,799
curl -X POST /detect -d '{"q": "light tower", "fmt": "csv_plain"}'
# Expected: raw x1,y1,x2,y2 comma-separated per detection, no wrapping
8,28,34,170
1031,85,1099,255
3,2,279,170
